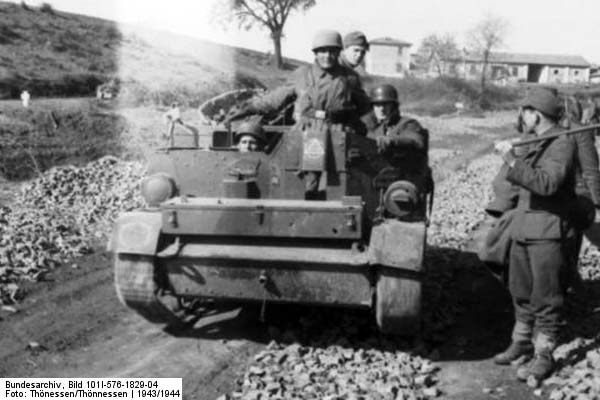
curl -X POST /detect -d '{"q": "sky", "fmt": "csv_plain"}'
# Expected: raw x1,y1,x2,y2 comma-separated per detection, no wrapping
9,0,600,64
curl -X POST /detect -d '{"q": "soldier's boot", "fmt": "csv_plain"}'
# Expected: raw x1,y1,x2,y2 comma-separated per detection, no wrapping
516,332,556,382
493,341,533,365
494,320,533,365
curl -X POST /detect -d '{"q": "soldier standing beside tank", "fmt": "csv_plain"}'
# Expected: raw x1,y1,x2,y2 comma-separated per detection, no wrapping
488,89,600,293
492,89,579,383
339,31,369,74
569,95,600,294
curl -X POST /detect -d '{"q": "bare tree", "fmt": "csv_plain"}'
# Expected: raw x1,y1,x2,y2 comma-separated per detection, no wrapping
467,14,508,103
416,33,460,77
214,0,316,69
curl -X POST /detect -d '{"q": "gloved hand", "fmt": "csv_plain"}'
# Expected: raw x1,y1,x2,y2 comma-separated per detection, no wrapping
494,140,517,167
347,147,363,163
376,136,394,153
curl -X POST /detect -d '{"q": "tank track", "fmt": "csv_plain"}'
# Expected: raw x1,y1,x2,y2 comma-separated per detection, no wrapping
114,254,180,325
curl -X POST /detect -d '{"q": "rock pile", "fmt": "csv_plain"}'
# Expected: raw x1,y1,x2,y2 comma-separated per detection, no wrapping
225,341,439,400
0,156,143,304
428,154,501,250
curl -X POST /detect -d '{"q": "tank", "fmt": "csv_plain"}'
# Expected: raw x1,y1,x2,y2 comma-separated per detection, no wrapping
108,102,433,336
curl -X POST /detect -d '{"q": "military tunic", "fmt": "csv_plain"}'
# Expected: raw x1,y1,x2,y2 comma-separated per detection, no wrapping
366,112,429,171
505,126,577,338
248,63,370,132
365,112,431,215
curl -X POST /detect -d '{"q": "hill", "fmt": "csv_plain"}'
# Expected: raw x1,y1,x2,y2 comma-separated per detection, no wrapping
0,1,305,104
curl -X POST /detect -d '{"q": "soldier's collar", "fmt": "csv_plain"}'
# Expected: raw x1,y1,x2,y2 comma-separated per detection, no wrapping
312,63,338,78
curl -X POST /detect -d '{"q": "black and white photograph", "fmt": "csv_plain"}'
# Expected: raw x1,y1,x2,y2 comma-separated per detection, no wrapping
1,0,600,398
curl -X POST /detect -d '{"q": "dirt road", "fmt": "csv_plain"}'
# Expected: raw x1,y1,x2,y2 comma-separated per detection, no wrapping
0,231,541,399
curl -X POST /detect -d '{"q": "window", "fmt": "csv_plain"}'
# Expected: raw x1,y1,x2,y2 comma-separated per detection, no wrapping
396,63,404,73
554,69,560,75
575,70,580,76
470,64,477,74
512,66,518,76
397,46,404,56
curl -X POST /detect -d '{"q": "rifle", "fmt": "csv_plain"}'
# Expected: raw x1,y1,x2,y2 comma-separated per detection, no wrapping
512,123,600,147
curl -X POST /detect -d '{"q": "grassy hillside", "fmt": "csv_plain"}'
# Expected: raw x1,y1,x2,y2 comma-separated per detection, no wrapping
0,1,304,104
0,1,120,97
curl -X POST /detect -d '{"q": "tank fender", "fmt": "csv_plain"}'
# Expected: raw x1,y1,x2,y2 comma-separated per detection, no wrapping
107,211,162,255
368,220,426,272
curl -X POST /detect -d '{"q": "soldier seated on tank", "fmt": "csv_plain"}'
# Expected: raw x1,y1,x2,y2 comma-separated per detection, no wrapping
234,120,266,153
365,84,432,217
365,84,428,164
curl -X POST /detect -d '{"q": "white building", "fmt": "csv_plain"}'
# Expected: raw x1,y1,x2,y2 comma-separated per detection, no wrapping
365,37,412,77
441,52,590,84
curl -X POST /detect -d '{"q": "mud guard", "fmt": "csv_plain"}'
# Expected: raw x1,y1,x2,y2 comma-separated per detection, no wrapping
368,220,426,272
369,220,426,336
107,211,162,255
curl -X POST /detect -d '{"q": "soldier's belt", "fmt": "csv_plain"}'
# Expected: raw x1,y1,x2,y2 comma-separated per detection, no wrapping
305,109,356,123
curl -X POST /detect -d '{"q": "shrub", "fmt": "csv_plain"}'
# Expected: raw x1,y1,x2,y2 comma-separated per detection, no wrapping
362,75,520,115
0,26,22,45
40,2,54,14
20,1,30,11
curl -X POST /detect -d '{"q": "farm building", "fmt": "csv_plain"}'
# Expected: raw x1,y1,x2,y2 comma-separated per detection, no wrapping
438,52,590,84
365,37,412,77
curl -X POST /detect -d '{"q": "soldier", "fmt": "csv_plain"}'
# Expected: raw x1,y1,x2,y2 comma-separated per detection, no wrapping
366,84,428,168
234,120,266,153
488,89,600,292
492,88,579,383
339,31,369,72
365,84,431,216
227,30,372,199
227,29,371,134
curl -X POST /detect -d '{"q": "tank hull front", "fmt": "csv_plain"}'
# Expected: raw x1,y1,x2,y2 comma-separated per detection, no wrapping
159,243,373,308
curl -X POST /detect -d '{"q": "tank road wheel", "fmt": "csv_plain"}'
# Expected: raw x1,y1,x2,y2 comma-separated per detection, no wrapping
114,253,180,325
375,267,422,336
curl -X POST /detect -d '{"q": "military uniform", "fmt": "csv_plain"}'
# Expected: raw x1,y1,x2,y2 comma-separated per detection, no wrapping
487,117,600,291
365,84,430,217
506,128,577,339
573,129,600,206
247,63,370,133
366,112,429,171
492,89,582,382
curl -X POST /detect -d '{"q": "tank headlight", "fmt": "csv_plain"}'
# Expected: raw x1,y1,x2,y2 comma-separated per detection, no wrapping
383,180,419,218
141,173,176,207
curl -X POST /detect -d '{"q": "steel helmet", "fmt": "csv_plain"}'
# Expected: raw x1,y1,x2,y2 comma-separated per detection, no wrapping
370,84,399,104
520,88,562,119
311,30,343,51
234,120,266,143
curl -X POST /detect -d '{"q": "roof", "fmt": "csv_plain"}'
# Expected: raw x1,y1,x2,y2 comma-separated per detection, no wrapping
456,52,590,67
369,37,412,47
